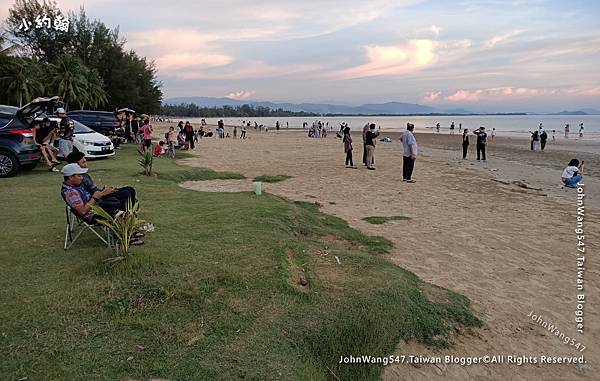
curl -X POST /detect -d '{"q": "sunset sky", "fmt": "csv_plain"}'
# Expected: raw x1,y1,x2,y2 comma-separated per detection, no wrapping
2,0,600,111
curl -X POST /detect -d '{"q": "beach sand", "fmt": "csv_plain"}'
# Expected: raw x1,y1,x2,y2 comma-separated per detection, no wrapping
154,123,599,380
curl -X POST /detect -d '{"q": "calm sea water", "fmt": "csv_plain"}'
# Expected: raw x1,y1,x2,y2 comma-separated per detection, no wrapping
180,115,600,139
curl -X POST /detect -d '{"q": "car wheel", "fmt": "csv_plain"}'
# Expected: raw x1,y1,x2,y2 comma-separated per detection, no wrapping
0,150,19,178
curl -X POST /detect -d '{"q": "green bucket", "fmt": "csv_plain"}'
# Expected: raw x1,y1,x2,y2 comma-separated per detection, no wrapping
253,181,262,195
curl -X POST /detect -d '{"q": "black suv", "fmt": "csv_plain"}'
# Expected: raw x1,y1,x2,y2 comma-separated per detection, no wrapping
67,110,120,136
0,104,43,178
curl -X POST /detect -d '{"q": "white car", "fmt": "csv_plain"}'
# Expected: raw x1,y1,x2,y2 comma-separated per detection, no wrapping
42,116,115,158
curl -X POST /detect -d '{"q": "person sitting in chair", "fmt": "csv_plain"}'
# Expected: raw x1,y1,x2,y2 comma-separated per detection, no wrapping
61,164,123,222
65,151,136,212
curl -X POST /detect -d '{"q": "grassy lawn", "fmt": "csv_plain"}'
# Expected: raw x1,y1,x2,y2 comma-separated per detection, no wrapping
253,175,292,183
362,216,412,225
0,145,480,380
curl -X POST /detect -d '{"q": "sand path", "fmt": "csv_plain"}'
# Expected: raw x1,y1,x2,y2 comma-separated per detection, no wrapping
175,130,598,381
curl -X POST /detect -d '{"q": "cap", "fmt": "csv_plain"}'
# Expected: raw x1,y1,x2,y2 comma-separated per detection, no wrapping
56,107,66,114
61,163,88,176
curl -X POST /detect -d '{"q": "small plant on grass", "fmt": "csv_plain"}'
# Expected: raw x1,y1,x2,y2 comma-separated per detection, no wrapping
362,215,411,224
253,174,292,183
91,199,143,256
138,150,153,176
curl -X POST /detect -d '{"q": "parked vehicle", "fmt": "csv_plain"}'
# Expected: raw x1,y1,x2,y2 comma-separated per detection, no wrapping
67,110,122,136
0,97,114,178
0,110,41,178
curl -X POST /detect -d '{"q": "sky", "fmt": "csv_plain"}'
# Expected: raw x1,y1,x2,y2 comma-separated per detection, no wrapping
1,0,600,112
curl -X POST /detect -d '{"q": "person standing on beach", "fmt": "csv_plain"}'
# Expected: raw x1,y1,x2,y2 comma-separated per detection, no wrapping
241,124,247,139
362,123,370,166
436,123,440,133
141,118,153,154
564,123,570,138
462,128,469,159
166,126,175,159
540,129,548,151
450,122,455,135
552,130,556,141
490,128,496,141
579,123,584,138
343,126,355,168
473,127,487,161
365,124,377,170
184,122,195,149
233,125,238,138
400,123,418,182
530,130,540,152
276,121,280,133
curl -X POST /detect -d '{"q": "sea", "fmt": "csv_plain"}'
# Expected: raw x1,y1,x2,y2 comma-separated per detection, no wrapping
179,115,600,140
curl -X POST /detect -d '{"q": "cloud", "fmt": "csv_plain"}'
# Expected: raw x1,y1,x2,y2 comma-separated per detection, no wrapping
170,61,321,80
226,90,256,99
157,53,233,70
331,40,436,79
430,25,441,37
423,91,441,102
444,87,555,102
484,30,524,48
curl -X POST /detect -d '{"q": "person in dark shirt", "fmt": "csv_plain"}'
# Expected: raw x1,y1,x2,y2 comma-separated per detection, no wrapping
540,130,548,151
56,107,74,157
462,128,469,159
473,127,487,161
66,151,137,216
32,117,60,170
365,123,378,170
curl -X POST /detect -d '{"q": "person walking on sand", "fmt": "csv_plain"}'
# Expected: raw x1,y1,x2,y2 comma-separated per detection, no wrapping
462,128,469,159
365,124,377,170
343,126,355,168
436,123,440,133
540,129,548,151
564,123,570,138
490,128,496,142
579,123,584,138
233,125,238,138
552,130,556,141
400,123,418,182
362,123,370,166
561,159,584,188
240,124,247,139
450,122,455,135
473,127,487,161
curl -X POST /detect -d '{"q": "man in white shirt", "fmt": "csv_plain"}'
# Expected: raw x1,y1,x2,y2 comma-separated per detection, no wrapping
400,123,418,183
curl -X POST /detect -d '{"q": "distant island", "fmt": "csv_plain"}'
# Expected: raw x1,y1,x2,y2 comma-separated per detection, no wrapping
160,96,600,117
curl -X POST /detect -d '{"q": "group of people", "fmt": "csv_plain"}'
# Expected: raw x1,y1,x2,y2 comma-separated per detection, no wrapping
461,127,489,160
31,108,75,172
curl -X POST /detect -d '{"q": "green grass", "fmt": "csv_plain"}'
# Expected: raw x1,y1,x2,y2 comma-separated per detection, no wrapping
362,215,412,224
0,145,480,380
253,174,292,183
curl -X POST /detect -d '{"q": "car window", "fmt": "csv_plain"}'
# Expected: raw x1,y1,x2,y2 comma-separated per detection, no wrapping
73,120,95,133
0,113,13,128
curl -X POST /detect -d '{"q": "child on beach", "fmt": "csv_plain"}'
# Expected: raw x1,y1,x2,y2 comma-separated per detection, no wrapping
153,141,165,157
490,128,496,141
166,127,175,158
561,159,584,188
564,124,570,139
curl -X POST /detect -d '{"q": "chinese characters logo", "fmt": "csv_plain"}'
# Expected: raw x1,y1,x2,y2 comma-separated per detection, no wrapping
19,14,70,32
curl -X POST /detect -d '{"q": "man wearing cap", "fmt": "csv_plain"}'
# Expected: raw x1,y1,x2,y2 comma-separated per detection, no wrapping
66,151,136,210
56,107,74,157
61,163,130,221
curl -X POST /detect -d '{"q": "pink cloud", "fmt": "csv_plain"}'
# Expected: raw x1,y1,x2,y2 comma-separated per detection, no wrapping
423,91,441,102
331,40,436,79
226,90,256,99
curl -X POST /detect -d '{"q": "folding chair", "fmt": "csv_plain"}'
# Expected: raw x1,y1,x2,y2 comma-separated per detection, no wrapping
62,195,114,251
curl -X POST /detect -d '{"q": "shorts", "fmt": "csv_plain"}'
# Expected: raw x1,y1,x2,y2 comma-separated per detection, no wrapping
59,138,73,157
144,139,152,148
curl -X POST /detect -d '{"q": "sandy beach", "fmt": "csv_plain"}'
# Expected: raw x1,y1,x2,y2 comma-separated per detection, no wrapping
154,123,598,380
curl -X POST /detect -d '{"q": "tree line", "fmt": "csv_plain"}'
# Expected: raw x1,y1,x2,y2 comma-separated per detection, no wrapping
0,0,162,112
160,103,319,118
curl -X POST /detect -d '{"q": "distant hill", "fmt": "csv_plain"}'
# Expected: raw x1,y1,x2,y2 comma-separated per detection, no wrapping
552,110,588,115
163,97,472,115
580,108,600,115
